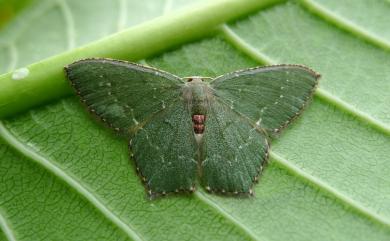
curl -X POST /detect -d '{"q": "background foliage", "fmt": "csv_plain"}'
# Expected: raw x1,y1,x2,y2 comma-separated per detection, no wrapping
0,0,389,240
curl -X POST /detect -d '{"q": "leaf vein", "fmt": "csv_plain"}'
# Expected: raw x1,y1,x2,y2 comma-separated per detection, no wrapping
117,0,128,31
270,151,390,228
57,0,76,49
0,122,144,241
7,44,18,72
300,0,390,51
194,192,262,241
0,210,16,241
0,0,56,46
163,0,174,15
221,24,390,135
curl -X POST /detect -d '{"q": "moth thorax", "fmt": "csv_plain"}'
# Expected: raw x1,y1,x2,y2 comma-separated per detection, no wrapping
188,80,209,115
192,114,206,134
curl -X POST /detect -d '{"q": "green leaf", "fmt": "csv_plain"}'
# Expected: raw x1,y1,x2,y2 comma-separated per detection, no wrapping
0,0,389,241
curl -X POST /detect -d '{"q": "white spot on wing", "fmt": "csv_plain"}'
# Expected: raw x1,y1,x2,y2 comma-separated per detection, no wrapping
255,118,262,126
202,158,208,166
130,108,139,125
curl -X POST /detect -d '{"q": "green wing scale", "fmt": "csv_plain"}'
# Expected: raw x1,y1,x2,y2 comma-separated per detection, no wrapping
65,59,319,196
211,65,320,134
201,99,269,194
131,99,198,195
65,59,183,135
201,65,319,194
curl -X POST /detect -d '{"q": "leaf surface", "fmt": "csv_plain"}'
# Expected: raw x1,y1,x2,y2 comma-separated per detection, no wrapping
0,0,389,241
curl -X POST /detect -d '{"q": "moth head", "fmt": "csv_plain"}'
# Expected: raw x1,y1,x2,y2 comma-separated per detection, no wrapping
185,76,212,83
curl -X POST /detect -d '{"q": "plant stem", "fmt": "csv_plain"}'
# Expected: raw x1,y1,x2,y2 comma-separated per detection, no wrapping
0,0,282,118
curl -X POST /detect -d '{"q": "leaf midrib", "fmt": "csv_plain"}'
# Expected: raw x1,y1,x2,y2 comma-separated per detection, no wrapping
0,0,285,118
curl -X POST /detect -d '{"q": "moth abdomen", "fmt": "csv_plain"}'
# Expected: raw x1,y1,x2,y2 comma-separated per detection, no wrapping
183,77,212,134
192,114,206,134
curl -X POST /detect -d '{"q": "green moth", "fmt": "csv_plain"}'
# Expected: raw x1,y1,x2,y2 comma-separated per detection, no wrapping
65,58,320,197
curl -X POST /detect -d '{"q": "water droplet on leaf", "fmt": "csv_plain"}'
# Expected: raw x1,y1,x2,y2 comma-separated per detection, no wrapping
12,68,29,80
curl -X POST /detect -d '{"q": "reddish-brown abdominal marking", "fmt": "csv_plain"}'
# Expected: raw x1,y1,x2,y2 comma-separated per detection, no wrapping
192,114,206,134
